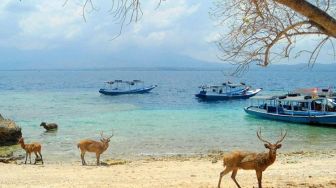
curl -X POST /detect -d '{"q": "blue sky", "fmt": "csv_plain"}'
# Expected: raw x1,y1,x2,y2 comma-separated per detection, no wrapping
0,0,334,69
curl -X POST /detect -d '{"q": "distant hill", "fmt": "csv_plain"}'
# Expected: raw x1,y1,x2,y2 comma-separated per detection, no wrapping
0,46,334,71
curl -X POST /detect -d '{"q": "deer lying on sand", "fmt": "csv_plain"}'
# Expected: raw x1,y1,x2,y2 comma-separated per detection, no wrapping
18,137,44,165
77,131,113,166
217,129,287,188
40,122,58,131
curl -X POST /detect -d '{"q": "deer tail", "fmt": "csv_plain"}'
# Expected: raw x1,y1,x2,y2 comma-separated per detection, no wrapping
77,143,80,149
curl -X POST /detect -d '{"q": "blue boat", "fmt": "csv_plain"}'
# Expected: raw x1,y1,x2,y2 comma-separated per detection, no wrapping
195,82,262,100
244,89,336,126
99,80,157,96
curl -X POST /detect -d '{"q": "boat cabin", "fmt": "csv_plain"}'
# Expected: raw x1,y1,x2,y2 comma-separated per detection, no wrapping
248,94,336,116
199,82,249,95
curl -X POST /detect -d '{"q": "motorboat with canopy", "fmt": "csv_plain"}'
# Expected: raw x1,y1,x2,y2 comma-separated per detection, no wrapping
244,88,336,126
99,80,157,95
195,81,262,100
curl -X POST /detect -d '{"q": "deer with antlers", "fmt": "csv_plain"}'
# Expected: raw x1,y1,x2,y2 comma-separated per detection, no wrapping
77,131,114,166
217,129,287,188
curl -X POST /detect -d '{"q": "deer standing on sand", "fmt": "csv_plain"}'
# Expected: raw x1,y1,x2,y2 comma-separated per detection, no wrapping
18,137,44,165
77,131,113,166
217,129,287,188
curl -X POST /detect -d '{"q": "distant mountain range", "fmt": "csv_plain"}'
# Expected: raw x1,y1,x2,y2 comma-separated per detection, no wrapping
0,46,334,71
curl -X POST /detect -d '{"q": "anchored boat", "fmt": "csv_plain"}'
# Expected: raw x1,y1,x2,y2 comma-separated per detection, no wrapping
99,80,157,96
244,88,336,126
195,81,262,100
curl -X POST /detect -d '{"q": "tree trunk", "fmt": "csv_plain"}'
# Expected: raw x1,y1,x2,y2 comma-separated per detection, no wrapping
274,0,336,37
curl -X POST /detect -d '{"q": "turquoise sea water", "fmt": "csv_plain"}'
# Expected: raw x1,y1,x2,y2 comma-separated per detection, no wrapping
0,69,335,162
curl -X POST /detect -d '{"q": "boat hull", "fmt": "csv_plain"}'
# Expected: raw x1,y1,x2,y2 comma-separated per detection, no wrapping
196,88,262,101
244,106,336,126
99,85,157,95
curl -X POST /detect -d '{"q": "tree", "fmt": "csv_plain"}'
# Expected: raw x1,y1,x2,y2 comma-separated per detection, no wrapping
211,0,336,73
70,0,336,71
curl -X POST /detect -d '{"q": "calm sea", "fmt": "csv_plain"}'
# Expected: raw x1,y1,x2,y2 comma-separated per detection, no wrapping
0,68,335,162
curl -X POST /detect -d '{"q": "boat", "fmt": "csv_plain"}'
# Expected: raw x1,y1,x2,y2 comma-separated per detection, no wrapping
99,80,157,95
195,81,262,100
244,88,336,126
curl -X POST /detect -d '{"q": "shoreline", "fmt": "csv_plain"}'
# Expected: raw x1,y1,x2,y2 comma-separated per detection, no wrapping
2,148,336,164
0,150,335,187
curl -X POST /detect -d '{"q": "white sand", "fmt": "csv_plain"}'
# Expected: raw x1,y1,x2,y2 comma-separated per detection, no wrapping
0,152,335,188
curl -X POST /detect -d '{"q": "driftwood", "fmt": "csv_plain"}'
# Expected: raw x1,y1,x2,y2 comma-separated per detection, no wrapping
0,155,25,164
0,114,22,146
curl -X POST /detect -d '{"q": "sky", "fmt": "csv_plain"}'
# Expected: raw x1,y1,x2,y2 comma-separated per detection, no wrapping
0,0,334,70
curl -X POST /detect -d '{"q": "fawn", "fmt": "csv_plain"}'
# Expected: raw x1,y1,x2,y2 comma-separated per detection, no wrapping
18,137,44,164
218,129,287,188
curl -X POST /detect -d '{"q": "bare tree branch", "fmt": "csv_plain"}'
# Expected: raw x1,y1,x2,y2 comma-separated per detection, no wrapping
211,0,336,73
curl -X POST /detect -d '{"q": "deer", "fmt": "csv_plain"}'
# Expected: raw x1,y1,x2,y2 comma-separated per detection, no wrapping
40,122,58,131
217,129,287,188
18,137,44,165
77,131,114,166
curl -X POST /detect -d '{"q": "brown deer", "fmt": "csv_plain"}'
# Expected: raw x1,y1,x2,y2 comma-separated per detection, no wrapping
77,131,113,166
18,137,44,165
40,122,58,131
217,129,287,188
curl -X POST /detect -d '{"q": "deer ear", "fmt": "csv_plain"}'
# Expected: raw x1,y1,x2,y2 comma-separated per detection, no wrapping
276,144,282,149
264,144,270,149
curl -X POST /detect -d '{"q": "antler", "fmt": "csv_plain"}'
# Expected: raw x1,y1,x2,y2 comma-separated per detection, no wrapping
275,129,287,145
107,129,114,139
100,130,114,139
256,128,271,145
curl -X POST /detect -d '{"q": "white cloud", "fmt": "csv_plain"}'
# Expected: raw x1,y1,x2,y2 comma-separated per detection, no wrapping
205,32,221,43
141,1,200,29
16,1,83,49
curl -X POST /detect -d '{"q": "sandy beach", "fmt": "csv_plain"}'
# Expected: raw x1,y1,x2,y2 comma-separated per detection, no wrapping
0,151,335,188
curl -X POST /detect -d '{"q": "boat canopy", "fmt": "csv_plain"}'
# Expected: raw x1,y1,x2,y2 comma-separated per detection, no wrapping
105,80,144,85
222,82,246,88
278,96,313,102
250,95,277,100
105,81,115,84
200,82,247,89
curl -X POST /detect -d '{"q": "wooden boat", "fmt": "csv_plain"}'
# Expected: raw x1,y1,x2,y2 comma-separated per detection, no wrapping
244,88,336,126
99,80,157,95
195,82,262,100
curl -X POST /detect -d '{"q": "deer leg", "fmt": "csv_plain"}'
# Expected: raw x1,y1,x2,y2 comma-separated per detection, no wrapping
29,153,32,164
38,151,44,164
34,151,38,164
80,152,86,165
256,170,262,188
24,153,27,164
231,168,241,188
217,167,232,188
96,153,100,166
